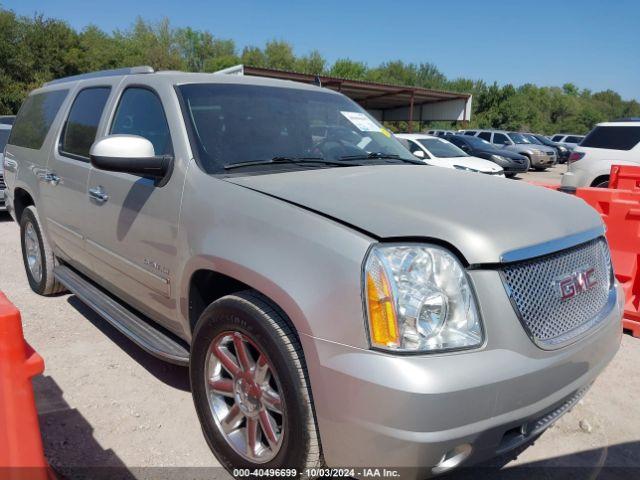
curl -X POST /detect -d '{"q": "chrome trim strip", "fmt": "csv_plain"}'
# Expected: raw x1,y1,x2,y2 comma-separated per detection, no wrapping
500,227,605,263
48,217,84,240
85,238,171,297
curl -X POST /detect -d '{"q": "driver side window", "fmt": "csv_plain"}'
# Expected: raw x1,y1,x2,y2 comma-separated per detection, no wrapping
111,87,173,155
493,133,510,145
408,140,430,158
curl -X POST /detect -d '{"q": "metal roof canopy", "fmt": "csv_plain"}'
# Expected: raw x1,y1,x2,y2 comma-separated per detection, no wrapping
216,65,472,128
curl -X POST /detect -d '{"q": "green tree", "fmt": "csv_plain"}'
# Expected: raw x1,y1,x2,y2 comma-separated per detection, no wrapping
329,59,367,79
264,40,296,70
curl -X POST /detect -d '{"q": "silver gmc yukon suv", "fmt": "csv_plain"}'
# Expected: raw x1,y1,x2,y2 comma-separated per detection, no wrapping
4,67,624,478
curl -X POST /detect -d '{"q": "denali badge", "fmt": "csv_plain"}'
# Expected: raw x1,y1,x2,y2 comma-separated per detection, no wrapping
555,266,598,301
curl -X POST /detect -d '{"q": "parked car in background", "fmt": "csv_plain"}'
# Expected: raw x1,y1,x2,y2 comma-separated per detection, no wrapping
462,129,557,170
562,120,640,188
396,133,505,176
528,133,571,163
550,133,585,149
447,134,529,177
0,123,11,211
426,129,455,137
0,115,15,126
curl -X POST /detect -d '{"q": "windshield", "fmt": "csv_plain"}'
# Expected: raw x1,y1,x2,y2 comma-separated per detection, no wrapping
463,135,493,148
417,138,468,157
178,84,415,172
507,132,533,144
533,135,552,146
523,134,542,144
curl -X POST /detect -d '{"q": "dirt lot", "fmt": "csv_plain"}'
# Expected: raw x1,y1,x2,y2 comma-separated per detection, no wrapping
518,163,566,185
1,166,639,479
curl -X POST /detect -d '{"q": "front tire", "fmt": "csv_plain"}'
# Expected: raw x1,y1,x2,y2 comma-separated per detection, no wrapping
190,291,322,477
20,206,66,296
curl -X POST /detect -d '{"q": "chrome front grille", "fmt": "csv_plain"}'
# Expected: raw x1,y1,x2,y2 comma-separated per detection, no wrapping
501,237,614,349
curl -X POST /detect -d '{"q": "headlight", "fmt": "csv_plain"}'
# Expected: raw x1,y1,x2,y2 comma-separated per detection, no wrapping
453,164,479,173
364,244,483,352
558,146,567,152
490,154,505,162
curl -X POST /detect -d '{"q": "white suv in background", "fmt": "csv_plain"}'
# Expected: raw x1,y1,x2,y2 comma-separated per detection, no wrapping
549,134,585,149
561,120,640,188
396,134,505,176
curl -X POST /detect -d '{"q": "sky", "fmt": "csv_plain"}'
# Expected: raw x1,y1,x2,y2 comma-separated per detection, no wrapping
5,0,640,100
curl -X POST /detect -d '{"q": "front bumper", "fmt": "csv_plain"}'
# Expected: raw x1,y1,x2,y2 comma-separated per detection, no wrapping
488,157,529,174
561,163,593,188
529,151,557,167
301,273,623,479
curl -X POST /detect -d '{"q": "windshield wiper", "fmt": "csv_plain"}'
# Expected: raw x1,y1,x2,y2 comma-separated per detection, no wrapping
339,152,424,165
224,156,361,170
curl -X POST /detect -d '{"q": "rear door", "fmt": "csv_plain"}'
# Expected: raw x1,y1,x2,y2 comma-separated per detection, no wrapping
43,83,114,270
84,81,186,332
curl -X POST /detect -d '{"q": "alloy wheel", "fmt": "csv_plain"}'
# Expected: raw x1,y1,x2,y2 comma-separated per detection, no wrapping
24,222,43,283
205,331,285,463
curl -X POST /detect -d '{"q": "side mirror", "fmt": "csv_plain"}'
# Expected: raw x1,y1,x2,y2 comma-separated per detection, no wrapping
412,150,425,158
90,135,172,179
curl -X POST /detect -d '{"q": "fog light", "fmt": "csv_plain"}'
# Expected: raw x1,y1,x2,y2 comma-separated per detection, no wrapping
432,443,473,475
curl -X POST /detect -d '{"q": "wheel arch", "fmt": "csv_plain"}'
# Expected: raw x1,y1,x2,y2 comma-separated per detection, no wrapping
590,174,610,188
183,260,310,342
13,187,35,222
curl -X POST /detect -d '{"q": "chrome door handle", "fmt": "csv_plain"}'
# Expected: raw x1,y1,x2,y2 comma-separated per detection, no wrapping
3,158,17,172
36,170,60,185
43,173,60,186
88,186,109,203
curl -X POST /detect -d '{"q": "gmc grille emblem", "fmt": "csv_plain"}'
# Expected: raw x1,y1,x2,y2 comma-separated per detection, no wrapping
554,267,598,301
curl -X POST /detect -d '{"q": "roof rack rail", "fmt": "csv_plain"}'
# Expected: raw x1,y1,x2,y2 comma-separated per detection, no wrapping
44,66,154,86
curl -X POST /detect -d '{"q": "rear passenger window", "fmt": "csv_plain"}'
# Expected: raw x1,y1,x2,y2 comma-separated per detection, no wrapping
60,87,111,160
478,131,492,141
464,131,477,136
551,135,564,142
564,135,583,144
8,89,68,150
581,126,640,150
110,88,172,155
493,133,510,145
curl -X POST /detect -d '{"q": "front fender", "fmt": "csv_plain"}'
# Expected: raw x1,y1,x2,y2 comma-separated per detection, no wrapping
176,167,374,348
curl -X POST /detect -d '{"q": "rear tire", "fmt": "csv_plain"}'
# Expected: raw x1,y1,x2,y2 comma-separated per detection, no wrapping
190,290,322,477
592,176,609,188
20,206,66,296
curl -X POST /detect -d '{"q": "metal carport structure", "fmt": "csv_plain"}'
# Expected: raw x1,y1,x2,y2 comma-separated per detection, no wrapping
215,65,472,132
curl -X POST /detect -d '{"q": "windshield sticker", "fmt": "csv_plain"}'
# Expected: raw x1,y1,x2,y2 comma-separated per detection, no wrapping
380,127,392,138
340,111,380,132
357,137,372,149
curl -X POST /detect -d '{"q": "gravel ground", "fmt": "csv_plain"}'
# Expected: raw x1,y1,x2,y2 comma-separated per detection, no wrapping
1,167,639,479
517,163,566,185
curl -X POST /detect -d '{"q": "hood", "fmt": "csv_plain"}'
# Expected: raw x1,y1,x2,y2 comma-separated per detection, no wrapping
513,143,556,153
425,155,503,173
225,165,603,265
475,149,526,161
